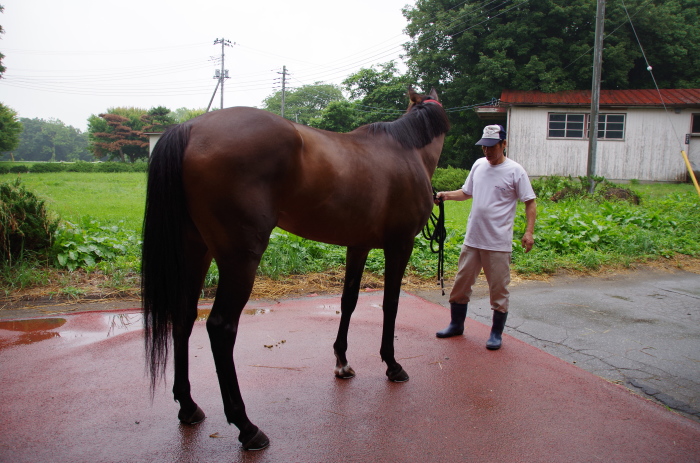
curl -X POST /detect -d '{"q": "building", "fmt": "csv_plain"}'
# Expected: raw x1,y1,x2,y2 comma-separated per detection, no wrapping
144,132,163,156
477,89,700,182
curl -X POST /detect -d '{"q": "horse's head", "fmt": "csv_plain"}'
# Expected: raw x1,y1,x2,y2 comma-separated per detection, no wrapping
407,86,442,112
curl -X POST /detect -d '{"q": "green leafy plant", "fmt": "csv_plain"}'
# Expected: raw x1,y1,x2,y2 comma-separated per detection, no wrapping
52,219,140,271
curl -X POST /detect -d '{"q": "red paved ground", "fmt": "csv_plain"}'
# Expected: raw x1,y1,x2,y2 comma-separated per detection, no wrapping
1,292,699,462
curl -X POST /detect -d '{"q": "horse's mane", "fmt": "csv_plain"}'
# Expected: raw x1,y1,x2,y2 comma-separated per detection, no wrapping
364,102,450,149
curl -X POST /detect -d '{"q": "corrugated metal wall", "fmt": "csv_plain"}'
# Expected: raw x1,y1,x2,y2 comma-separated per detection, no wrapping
506,107,691,182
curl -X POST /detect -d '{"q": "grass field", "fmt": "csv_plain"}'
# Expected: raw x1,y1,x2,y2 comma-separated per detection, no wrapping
1,172,699,298
0,172,147,227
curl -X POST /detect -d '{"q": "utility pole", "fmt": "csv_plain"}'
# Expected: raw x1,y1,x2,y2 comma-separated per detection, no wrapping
277,65,288,118
587,0,606,193
207,38,233,111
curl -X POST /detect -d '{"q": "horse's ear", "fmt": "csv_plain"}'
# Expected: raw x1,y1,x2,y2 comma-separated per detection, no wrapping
429,87,439,101
408,85,419,104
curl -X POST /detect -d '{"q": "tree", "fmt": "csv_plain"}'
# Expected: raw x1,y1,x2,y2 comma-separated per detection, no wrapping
262,83,344,125
402,0,700,167
141,106,175,133
170,107,207,124
0,103,22,155
309,63,413,133
308,101,359,133
9,118,91,162
340,62,413,126
87,107,149,163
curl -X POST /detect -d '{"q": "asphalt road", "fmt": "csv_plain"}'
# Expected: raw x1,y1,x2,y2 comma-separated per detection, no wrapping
414,266,700,422
2,266,699,423
2,285,699,461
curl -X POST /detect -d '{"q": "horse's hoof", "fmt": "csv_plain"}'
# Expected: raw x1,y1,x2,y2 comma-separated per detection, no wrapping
334,364,356,379
178,405,206,425
387,366,409,383
241,428,270,451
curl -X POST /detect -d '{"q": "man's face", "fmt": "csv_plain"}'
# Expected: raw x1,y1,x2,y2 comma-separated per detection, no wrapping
482,141,506,165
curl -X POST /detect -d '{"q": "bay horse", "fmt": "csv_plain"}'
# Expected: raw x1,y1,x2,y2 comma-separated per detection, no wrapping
141,86,449,450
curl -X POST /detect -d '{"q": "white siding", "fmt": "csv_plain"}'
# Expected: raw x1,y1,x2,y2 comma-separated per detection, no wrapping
689,135,700,175
147,133,162,156
506,106,691,181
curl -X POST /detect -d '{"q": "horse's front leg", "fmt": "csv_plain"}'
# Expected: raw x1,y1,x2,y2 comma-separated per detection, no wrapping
380,241,414,382
333,246,370,379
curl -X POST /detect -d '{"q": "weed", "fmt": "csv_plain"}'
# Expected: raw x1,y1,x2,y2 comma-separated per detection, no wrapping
52,219,140,271
60,286,87,299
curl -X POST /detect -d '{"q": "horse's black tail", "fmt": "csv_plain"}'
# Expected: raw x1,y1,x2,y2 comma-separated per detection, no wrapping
141,123,191,391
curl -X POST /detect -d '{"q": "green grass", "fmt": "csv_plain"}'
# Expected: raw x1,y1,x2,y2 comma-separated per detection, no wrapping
0,172,146,227
1,173,698,296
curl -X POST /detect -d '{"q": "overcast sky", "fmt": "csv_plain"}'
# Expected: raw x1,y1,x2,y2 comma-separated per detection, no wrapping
1,0,415,131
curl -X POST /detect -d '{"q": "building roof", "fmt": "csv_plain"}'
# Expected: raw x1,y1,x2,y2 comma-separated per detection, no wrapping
499,89,700,107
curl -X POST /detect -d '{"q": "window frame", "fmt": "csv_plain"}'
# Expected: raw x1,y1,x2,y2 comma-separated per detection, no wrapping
692,113,700,134
547,112,626,141
547,113,586,139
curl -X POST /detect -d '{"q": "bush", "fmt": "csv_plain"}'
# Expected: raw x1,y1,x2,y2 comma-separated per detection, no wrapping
95,162,133,173
66,161,96,172
92,162,148,173
532,175,640,205
432,167,469,191
132,160,149,172
30,163,68,173
0,178,59,264
9,165,29,174
0,165,8,174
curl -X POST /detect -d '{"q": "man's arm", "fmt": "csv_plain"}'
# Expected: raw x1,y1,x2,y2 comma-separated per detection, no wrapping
521,199,536,253
436,189,472,203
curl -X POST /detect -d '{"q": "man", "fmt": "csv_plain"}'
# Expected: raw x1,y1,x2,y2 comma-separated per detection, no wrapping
435,124,536,350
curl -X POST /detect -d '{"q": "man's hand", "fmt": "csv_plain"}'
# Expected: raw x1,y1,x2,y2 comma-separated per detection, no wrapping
434,191,445,205
522,199,536,253
521,231,534,253
434,190,472,204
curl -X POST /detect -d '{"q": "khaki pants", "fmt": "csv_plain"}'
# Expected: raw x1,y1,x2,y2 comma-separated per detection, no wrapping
449,245,511,313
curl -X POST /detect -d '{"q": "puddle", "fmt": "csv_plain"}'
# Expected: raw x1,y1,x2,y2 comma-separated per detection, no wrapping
0,305,271,350
0,313,142,350
58,313,143,347
0,318,66,348
196,307,271,321
0,318,67,332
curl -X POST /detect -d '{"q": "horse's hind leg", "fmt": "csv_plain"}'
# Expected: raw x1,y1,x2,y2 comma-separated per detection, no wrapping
333,246,370,379
206,248,270,451
173,224,211,424
380,240,414,382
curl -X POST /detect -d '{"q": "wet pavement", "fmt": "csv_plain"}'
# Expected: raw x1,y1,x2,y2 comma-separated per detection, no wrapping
1,269,700,462
415,266,700,422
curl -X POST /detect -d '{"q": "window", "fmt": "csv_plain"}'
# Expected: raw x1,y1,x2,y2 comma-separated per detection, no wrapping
692,114,700,134
548,113,626,140
548,113,585,138
595,114,625,140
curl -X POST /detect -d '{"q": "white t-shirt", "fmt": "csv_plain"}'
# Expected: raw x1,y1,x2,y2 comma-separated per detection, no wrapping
462,157,536,252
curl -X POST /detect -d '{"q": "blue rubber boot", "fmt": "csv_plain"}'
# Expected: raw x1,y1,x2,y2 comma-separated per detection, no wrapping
486,311,508,350
436,303,468,338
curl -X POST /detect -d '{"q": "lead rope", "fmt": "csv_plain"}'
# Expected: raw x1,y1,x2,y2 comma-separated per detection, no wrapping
422,188,446,295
